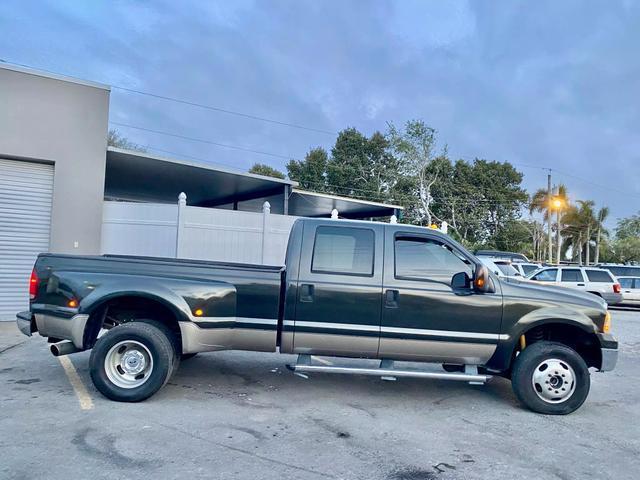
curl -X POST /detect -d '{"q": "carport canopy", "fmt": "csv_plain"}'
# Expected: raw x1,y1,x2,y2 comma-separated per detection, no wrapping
105,148,402,218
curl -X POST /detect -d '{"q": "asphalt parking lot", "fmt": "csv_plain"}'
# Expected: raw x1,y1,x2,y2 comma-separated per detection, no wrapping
1,309,639,480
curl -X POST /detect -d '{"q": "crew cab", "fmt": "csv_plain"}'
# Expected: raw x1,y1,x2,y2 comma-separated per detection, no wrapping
17,218,618,414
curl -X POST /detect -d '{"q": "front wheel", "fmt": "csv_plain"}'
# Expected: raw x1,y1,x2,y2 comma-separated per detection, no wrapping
511,341,590,415
90,321,176,402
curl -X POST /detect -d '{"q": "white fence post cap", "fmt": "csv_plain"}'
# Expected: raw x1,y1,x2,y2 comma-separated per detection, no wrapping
390,215,397,224
331,209,339,219
178,192,187,205
263,201,271,213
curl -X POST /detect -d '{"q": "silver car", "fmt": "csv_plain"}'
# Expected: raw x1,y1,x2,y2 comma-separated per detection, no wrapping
618,276,640,305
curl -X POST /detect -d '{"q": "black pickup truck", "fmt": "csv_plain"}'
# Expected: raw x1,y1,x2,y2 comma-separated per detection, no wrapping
17,218,618,414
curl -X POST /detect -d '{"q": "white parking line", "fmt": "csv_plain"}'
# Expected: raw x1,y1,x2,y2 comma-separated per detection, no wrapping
58,356,94,410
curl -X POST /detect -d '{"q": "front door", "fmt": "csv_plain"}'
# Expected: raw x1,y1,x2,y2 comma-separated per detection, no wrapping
379,228,503,364
292,222,384,358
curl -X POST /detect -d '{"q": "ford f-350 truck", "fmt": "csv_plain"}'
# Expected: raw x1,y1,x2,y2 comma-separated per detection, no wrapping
16,218,618,414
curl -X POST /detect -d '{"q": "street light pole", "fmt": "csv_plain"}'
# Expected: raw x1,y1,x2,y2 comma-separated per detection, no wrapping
551,192,563,265
556,206,562,265
547,173,553,264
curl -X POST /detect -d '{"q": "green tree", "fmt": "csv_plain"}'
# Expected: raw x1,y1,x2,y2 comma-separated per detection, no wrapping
327,129,399,202
286,147,329,191
107,129,147,152
492,219,538,259
387,120,441,226
612,237,640,263
248,163,285,179
424,157,527,246
529,184,568,262
615,213,640,240
561,200,596,265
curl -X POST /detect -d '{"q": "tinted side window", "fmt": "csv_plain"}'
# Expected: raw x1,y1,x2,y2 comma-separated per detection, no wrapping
608,267,640,277
619,278,633,288
522,264,538,275
561,269,584,282
311,226,374,276
532,269,557,282
585,270,613,283
394,236,471,283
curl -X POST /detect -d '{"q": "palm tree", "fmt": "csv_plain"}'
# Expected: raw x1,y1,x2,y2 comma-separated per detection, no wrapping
529,184,568,263
562,200,596,265
594,206,610,264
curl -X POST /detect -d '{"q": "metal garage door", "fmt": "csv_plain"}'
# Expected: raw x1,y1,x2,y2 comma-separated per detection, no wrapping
0,159,54,320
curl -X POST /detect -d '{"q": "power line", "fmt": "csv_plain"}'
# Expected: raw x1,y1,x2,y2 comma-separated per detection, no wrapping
109,121,293,160
0,59,336,136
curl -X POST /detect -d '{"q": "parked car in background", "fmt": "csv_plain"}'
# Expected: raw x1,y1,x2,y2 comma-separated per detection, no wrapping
513,262,543,277
476,250,529,263
599,264,640,279
526,266,622,305
618,277,640,306
478,257,521,278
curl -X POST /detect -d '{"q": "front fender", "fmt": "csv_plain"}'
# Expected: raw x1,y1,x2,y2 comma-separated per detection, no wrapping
507,305,597,340
487,306,597,371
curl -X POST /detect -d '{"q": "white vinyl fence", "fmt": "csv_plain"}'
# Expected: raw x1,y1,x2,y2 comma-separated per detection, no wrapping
101,194,300,265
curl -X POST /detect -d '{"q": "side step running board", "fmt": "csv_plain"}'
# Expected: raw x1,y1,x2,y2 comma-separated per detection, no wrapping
287,355,491,385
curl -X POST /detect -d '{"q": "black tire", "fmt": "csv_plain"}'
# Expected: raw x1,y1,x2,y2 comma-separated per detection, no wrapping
442,363,464,373
181,353,198,360
90,321,176,402
511,341,590,415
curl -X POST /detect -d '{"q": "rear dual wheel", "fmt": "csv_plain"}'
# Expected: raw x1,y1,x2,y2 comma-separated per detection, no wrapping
90,321,177,402
511,341,590,415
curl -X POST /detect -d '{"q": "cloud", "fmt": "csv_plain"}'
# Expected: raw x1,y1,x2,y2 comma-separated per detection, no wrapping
0,0,638,222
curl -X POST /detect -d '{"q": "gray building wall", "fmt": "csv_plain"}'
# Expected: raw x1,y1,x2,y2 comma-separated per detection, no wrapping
0,64,110,254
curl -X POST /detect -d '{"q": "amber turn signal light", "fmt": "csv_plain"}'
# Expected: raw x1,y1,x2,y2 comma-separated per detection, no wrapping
194,308,204,317
603,311,611,334
68,299,78,308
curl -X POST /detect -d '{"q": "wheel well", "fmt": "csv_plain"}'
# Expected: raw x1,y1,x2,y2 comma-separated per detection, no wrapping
518,323,601,369
84,296,182,353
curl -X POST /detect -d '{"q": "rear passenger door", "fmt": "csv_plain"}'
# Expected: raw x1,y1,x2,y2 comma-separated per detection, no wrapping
560,268,586,290
292,222,384,358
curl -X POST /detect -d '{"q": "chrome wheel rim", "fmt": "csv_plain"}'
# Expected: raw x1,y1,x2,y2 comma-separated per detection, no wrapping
532,358,576,404
104,340,154,389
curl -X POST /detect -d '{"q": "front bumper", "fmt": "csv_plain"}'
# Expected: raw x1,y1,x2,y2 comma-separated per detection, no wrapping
597,333,618,372
16,310,89,349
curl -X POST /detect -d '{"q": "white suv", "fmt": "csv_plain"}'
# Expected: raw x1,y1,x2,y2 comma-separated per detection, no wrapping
526,266,623,305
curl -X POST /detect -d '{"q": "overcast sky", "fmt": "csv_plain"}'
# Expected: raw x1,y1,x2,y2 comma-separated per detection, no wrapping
1,0,639,225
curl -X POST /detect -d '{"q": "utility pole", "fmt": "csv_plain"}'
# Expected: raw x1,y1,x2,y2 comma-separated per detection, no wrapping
556,206,562,265
547,173,553,264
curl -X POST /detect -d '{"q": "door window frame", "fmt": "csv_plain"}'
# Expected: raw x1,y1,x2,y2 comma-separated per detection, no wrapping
310,225,376,278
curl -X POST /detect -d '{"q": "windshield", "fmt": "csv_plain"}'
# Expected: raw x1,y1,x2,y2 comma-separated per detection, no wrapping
496,263,520,276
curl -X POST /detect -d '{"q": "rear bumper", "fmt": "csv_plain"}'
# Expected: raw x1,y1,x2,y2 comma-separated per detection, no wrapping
17,310,89,349
601,292,623,305
16,311,35,337
597,333,618,372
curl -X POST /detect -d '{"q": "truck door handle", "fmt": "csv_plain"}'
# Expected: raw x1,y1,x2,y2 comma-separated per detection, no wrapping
577,283,585,286
300,284,314,302
385,289,399,308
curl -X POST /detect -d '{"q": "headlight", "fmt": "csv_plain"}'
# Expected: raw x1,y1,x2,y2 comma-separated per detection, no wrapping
603,311,611,333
